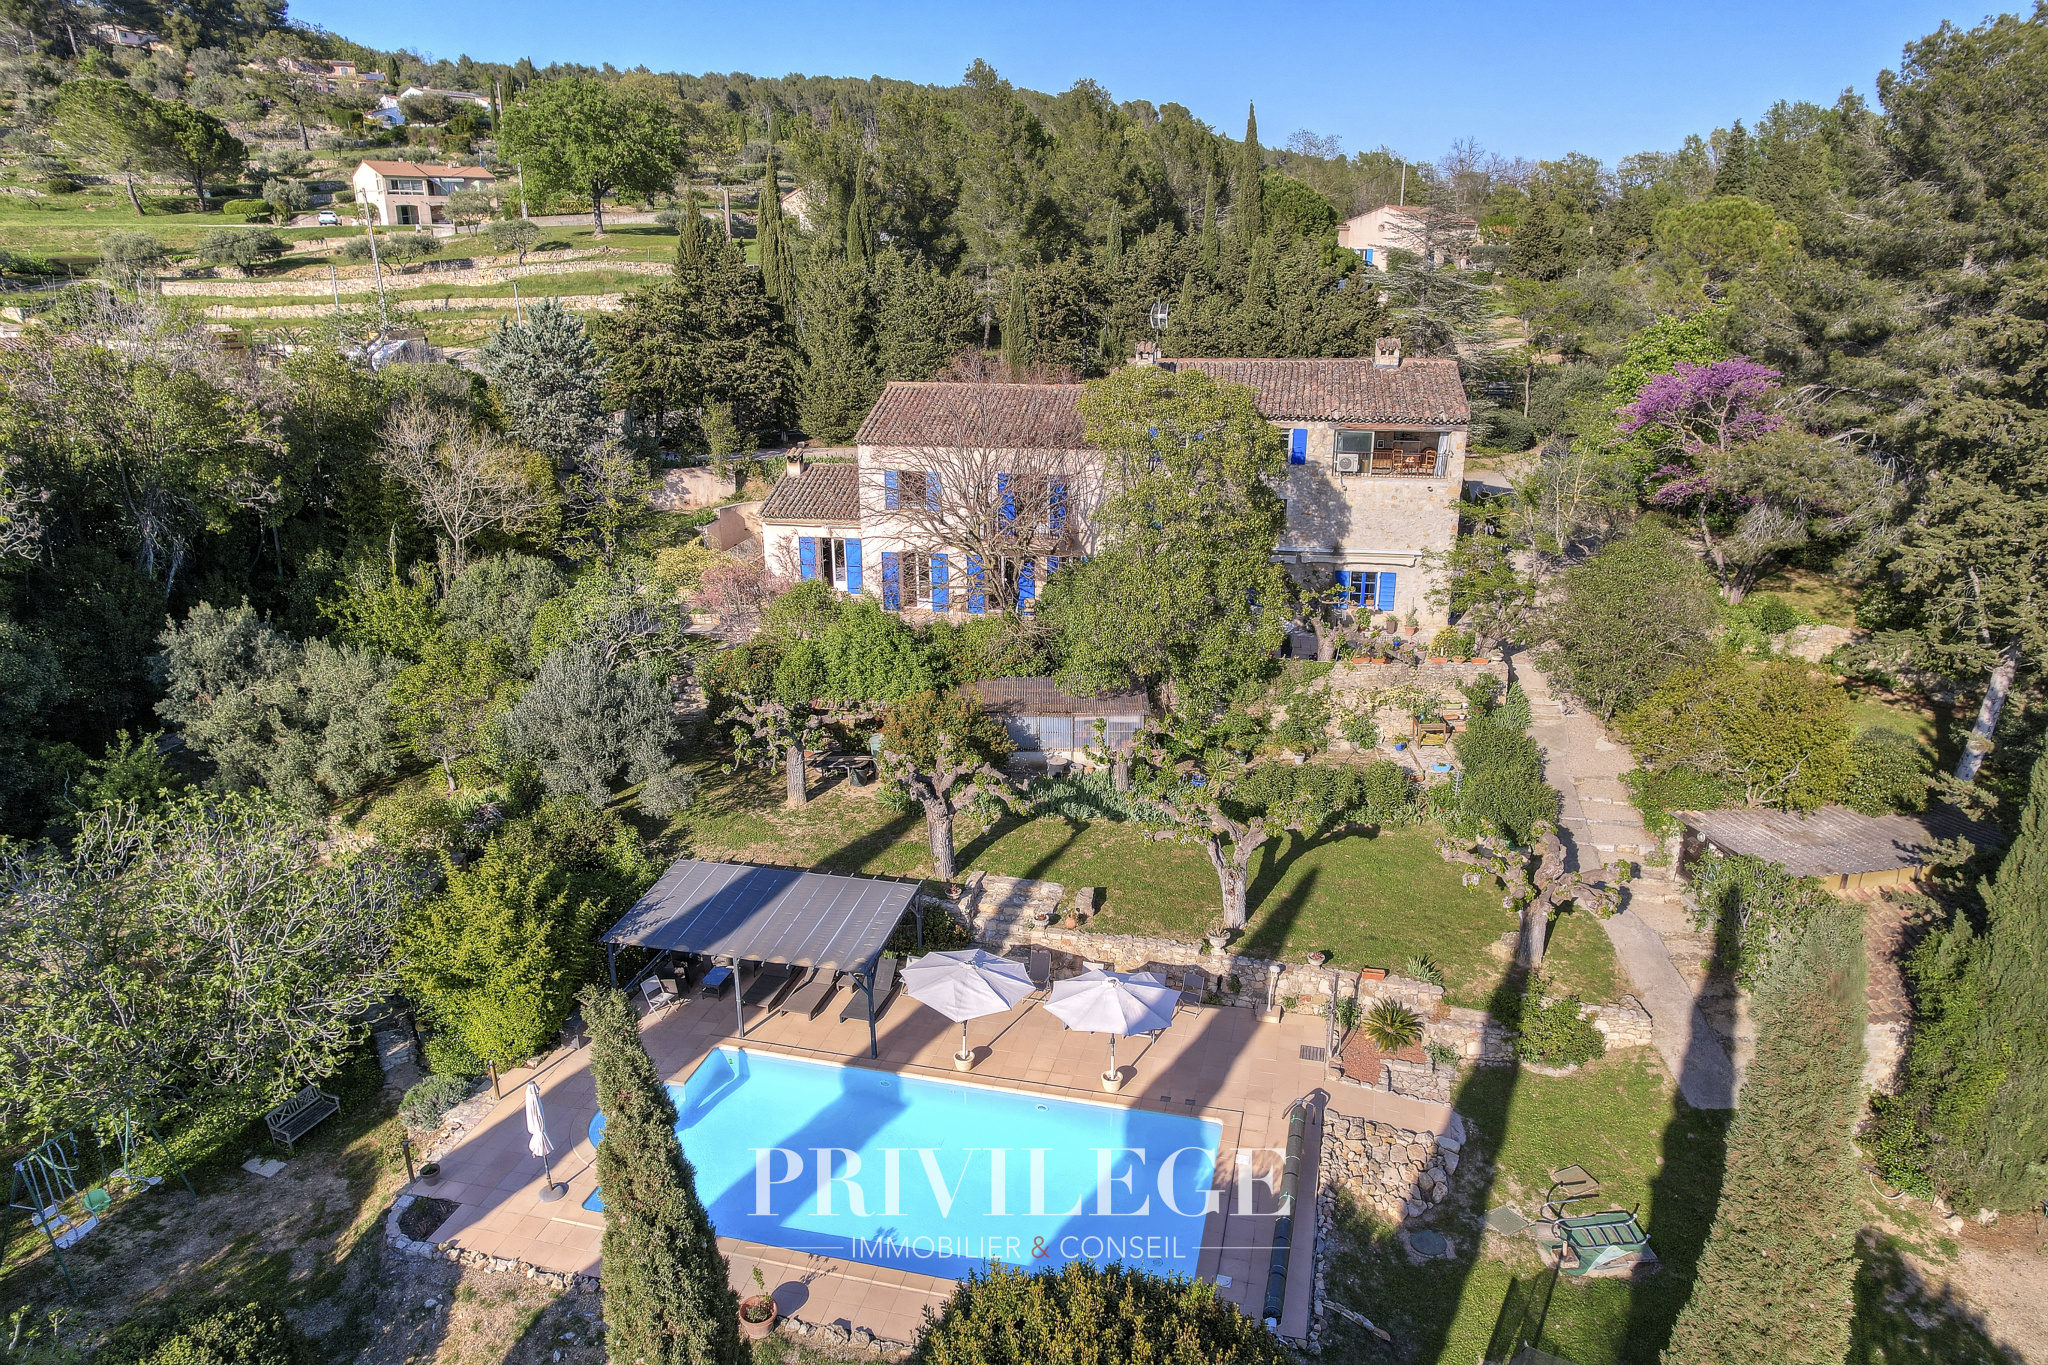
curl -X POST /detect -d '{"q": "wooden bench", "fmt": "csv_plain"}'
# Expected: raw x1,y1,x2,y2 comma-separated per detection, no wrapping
265,1085,340,1153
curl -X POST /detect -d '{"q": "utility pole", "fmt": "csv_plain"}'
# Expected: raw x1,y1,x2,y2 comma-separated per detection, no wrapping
1398,164,1406,207
358,203,386,319
720,183,731,239
517,161,529,220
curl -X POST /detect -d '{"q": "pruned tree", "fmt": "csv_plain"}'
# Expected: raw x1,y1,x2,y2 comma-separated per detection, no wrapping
855,381,1096,614
877,689,1014,879
375,394,552,576
1437,819,1615,968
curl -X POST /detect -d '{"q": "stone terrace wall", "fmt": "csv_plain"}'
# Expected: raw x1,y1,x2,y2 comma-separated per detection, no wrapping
160,256,670,298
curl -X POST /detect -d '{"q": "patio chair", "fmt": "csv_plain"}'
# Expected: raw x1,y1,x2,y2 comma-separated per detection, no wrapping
1028,947,1052,994
640,975,680,1012
743,963,798,1009
780,970,840,1020
1179,968,1207,1010
839,956,900,1023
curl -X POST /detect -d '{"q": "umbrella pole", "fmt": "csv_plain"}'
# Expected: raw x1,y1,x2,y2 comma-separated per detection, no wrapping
538,1147,565,1202
960,1021,969,1060
1108,1035,1117,1081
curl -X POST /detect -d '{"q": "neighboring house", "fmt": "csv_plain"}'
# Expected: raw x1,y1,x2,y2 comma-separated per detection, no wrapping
398,86,494,111
758,341,1468,629
351,160,496,227
970,678,1149,766
1336,205,1478,271
93,22,162,49
779,187,815,231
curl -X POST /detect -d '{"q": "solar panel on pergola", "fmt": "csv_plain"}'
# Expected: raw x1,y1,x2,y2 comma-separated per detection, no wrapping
601,860,924,1055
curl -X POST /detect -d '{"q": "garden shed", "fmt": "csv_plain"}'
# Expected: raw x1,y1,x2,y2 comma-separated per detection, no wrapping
1673,804,2002,892
969,678,1149,762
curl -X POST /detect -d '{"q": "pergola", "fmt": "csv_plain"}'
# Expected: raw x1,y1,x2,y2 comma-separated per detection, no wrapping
602,859,925,1057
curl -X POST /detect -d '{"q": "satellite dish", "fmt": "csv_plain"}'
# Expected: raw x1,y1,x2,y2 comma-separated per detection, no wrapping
1148,300,1168,331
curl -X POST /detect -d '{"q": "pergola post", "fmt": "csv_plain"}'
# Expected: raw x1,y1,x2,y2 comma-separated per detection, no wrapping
734,959,744,1038
866,970,878,1059
606,942,618,988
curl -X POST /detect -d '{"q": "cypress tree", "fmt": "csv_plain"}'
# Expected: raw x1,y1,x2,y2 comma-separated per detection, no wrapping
1233,105,1263,244
1001,269,1034,375
846,155,874,270
581,985,742,1365
758,137,793,304
1960,751,2048,1206
1200,172,1220,274
677,184,704,270
1662,905,1864,1365
796,252,880,441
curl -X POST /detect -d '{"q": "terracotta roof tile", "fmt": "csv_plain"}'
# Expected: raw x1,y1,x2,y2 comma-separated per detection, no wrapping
1165,356,1470,425
855,382,1090,450
357,160,496,178
758,464,859,524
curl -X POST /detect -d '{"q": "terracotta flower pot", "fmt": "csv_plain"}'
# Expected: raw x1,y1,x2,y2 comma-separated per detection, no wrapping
738,1297,778,1340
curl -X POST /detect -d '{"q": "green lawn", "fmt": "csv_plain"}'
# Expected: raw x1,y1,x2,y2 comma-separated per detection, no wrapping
668,763,1625,1007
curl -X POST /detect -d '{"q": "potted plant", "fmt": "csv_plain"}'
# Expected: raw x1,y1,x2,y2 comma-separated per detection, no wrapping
417,1161,441,1187
1205,925,1231,954
739,1267,778,1340
1307,951,1327,968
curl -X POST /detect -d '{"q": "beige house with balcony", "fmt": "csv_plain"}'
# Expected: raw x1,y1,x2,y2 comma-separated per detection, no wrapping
350,160,496,227
758,342,1467,629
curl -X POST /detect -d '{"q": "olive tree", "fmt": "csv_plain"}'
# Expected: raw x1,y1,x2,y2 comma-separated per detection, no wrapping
500,644,692,816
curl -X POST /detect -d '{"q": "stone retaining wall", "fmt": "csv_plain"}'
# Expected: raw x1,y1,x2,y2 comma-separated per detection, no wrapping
161,256,670,298
203,294,629,320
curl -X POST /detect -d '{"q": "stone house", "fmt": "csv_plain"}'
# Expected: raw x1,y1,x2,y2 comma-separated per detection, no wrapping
757,343,1468,629
350,160,497,227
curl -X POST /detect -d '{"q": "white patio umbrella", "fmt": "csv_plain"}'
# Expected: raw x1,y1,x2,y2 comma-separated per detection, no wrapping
1045,969,1180,1088
524,1081,566,1202
901,948,1036,1066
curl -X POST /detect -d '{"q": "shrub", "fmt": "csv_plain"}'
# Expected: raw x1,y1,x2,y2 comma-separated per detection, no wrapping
42,175,79,194
911,1260,1287,1364
1537,521,1719,719
1618,656,1854,812
1625,764,1739,836
1453,721,1557,842
1690,852,1833,989
1333,996,1364,1032
1399,954,1445,987
220,197,273,221
95,1301,306,1365
1357,759,1413,823
1513,981,1606,1068
421,1030,485,1080
1426,1041,1460,1068
1361,1000,1423,1052
1339,709,1379,749
400,1074,470,1128
1845,728,1932,815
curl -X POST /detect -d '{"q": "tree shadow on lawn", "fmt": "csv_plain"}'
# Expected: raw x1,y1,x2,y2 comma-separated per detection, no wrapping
810,807,923,877
1237,867,1322,963
1847,1230,2016,1365
954,814,1088,888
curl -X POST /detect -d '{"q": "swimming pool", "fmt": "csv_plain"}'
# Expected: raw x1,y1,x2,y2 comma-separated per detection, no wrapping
587,1048,1222,1280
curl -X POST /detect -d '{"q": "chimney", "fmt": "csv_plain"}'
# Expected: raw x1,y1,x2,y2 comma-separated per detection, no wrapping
1374,337,1401,370
1132,339,1161,367
784,444,805,480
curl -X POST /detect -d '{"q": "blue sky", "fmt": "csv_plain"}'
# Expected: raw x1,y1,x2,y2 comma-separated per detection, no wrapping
295,0,1980,165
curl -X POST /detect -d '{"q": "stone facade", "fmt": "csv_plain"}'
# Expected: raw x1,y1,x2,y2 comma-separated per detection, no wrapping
1308,1112,1469,1351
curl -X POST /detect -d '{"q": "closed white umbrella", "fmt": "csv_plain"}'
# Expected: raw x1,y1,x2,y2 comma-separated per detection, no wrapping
524,1081,566,1202
1045,969,1180,1089
901,948,1036,1068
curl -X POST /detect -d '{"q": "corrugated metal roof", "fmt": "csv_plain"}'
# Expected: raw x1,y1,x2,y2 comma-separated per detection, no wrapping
1165,357,1470,425
758,464,860,524
1674,804,2002,878
971,678,1149,718
602,859,919,971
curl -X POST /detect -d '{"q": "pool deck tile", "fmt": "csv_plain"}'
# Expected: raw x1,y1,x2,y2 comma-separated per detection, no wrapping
422,988,1453,1343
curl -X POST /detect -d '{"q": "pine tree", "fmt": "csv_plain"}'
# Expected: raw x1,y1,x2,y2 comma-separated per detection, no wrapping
1233,105,1263,245
1959,751,2048,1206
1713,120,1754,196
581,985,742,1365
875,250,980,381
475,298,608,462
846,155,875,270
1662,905,1864,1365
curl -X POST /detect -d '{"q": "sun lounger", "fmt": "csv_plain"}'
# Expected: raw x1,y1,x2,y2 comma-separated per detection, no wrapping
839,956,900,1023
781,970,841,1020
743,963,798,1008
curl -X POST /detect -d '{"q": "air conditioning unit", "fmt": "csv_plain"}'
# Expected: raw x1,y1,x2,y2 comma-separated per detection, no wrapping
1335,451,1362,474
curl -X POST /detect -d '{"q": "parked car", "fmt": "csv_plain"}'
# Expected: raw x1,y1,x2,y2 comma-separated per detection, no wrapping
316,209,340,226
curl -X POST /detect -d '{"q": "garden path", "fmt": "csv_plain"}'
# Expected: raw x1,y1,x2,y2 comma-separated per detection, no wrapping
1508,651,1741,1108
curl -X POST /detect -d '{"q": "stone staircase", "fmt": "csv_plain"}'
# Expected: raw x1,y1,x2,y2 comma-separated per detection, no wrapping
961,872,1068,948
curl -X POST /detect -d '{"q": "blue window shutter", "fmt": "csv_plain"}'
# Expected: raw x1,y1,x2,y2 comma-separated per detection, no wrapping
1049,480,1067,531
883,469,899,511
881,551,900,610
1045,555,1061,578
1377,571,1397,614
1289,428,1308,465
1336,570,1351,603
845,539,862,592
966,554,985,615
931,554,948,610
925,470,941,511
1018,556,1035,604
998,472,1014,524
798,536,817,581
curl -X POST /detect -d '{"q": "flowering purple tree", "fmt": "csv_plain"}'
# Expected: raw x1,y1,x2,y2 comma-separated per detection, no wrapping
1614,358,1839,602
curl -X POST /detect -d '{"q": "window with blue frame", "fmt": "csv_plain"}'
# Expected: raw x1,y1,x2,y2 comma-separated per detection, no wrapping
882,469,899,511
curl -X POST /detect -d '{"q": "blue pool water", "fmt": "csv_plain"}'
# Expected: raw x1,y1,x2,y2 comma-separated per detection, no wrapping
586,1048,1221,1279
